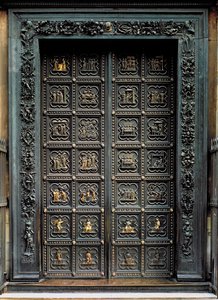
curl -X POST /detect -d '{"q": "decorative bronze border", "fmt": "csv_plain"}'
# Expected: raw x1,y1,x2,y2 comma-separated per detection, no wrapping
19,20,195,264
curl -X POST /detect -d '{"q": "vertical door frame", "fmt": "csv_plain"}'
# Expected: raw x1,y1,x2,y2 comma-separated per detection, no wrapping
9,9,208,282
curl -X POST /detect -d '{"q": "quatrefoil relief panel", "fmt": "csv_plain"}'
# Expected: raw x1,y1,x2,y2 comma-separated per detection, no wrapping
48,214,71,240
76,246,100,272
146,150,168,174
116,85,140,110
145,214,168,239
116,182,140,207
116,55,140,76
77,182,100,207
116,214,140,240
49,246,71,271
49,56,71,76
146,118,169,142
145,246,169,271
146,85,170,110
77,118,100,142
146,55,168,76
77,85,100,110
49,150,71,173
145,182,169,207
117,117,140,142
48,85,71,109
77,54,100,76
116,246,140,272
78,150,100,174
77,214,101,240
117,150,140,174
48,182,71,207
49,118,70,141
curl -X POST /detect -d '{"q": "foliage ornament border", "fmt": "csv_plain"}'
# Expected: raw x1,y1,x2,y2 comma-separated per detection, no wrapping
19,19,195,263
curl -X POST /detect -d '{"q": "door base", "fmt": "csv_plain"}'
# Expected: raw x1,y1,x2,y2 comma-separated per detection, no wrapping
6,279,212,293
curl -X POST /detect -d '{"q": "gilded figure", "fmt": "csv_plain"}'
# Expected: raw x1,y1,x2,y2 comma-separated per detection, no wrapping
52,188,68,203
122,220,135,234
53,58,67,72
154,217,161,231
53,217,64,232
56,249,63,263
85,252,93,265
83,219,93,233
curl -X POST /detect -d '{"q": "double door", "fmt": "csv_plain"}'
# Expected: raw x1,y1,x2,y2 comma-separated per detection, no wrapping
41,42,176,279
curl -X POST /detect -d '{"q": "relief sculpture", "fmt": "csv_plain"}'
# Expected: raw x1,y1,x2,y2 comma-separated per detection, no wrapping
50,215,70,239
78,247,98,271
79,183,98,206
79,215,99,239
118,183,138,205
147,216,167,237
118,151,138,173
119,56,138,74
79,56,99,75
118,119,138,141
51,184,69,205
122,252,136,267
50,86,69,107
147,151,167,173
24,220,34,256
83,219,94,233
147,55,167,75
53,217,64,232
147,183,167,205
118,215,139,238
118,86,139,108
50,247,70,270
79,86,99,107
50,151,70,173
52,90,65,103
147,119,167,141
52,57,68,72
121,220,136,234
79,151,98,173
78,119,99,141
147,247,167,270
147,86,167,108
118,247,138,271
50,119,69,140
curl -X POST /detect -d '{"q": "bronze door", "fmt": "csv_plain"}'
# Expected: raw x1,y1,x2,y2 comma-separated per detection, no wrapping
41,42,175,279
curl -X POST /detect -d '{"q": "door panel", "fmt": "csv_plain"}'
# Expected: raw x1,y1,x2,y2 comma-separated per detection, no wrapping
42,52,106,278
111,52,175,278
42,43,175,279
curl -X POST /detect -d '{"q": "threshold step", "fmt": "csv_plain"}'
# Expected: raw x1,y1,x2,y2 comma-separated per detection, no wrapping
0,292,217,300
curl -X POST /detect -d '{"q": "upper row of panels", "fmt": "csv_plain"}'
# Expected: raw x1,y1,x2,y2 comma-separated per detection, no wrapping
43,54,173,78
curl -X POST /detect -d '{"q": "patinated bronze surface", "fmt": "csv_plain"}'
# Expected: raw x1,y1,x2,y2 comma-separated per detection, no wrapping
41,42,176,279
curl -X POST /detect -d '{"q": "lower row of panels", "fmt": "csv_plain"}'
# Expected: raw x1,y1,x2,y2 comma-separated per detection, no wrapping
42,244,174,278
